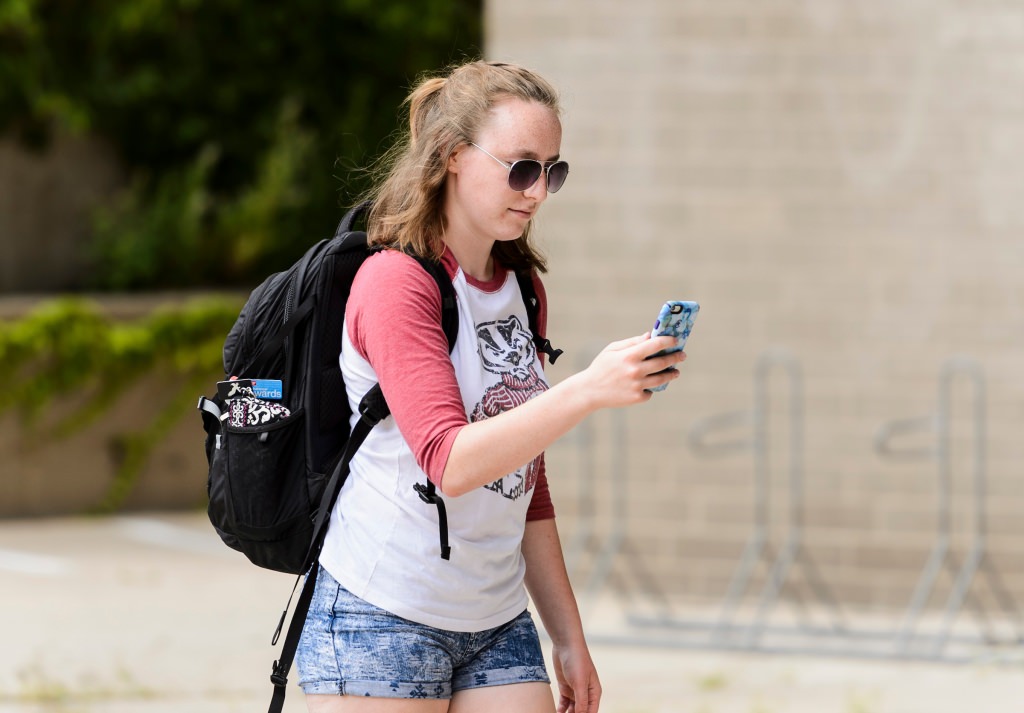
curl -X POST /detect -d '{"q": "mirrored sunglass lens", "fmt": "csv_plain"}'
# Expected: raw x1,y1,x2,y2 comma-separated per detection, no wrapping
547,162,569,193
507,160,544,191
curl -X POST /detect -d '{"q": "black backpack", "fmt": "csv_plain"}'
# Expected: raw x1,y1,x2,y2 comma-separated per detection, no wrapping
196,201,562,713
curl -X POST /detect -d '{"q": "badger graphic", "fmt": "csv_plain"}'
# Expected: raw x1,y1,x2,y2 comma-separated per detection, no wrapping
471,314,548,500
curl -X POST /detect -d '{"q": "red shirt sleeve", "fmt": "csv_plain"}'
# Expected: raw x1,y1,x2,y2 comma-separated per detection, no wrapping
526,454,554,521
347,250,466,486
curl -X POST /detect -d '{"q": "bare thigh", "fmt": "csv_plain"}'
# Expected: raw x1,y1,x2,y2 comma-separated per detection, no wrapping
448,682,555,713
306,694,449,713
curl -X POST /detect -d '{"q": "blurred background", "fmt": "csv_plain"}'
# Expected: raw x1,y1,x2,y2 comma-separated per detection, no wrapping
4,0,1024,711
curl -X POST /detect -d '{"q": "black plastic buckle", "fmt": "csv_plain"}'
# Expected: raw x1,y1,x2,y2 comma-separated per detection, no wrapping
534,337,564,364
270,660,289,687
413,482,436,504
358,384,391,424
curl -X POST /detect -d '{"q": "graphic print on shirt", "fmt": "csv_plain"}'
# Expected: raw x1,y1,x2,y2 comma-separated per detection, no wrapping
470,314,548,500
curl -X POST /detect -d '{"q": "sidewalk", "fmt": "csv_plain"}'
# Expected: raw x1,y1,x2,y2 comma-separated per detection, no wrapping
1,513,1022,713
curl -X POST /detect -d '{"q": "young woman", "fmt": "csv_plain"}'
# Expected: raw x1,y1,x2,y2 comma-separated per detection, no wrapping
296,60,686,713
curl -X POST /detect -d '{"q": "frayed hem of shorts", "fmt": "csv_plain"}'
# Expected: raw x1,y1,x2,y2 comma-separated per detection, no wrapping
300,680,453,699
299,681,342,696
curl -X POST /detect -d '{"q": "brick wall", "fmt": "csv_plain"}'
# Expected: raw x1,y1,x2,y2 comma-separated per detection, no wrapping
488,0,1024,615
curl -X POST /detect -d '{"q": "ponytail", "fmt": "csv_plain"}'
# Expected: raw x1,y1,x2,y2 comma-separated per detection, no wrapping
406,77,446,145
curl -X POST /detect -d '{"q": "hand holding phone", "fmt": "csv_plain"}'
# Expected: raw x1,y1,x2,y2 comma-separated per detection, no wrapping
646,300,699,392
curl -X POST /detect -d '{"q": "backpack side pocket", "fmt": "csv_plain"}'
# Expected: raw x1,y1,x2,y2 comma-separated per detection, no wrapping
209,409,312,574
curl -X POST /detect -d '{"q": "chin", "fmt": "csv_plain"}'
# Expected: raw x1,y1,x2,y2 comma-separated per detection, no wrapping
499,217,532,241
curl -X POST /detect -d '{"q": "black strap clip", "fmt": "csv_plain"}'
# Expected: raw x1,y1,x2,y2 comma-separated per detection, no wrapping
534,336,563,365
270,659,289,687
413,482,452,560
358,384,392,425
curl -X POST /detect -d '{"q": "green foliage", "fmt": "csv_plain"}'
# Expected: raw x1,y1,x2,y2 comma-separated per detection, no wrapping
0,296,242,511
90,145,219,290
0,0,482,289
218,99,315,279
90,101,316,288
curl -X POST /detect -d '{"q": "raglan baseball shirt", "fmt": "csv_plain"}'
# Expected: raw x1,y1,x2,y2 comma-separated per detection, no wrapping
317,247,556,632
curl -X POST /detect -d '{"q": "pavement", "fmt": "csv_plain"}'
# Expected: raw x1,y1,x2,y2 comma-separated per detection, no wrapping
1,513,1023,713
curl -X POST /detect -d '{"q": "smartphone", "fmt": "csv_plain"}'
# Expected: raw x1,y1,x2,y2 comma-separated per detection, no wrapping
646,300,699,392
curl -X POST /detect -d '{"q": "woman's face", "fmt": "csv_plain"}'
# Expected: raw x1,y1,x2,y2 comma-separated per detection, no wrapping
445,96,563,245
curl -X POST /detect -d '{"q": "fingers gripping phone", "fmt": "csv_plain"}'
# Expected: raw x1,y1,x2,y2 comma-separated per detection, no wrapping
646,300,699,392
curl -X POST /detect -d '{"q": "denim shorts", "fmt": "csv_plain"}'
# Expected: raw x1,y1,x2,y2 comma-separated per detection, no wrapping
296,566,550,698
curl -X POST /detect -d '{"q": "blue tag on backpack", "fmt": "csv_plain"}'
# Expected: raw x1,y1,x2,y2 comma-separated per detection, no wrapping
252,379,283,400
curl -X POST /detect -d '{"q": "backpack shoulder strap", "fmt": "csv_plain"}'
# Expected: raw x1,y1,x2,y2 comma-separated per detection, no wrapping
406,254,458,560
515,270,563,364
335,199,373,237
411,255,458,354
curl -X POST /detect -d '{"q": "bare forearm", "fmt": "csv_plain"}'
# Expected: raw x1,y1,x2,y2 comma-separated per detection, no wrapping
522,519,586,647
524,518,603,713
441,372,593,497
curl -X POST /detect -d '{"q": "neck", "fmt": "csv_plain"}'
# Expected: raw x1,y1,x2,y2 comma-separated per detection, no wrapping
442,211,494,282
445,240,494,282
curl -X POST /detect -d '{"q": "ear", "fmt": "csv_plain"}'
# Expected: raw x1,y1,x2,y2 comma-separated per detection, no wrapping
446,143,467,175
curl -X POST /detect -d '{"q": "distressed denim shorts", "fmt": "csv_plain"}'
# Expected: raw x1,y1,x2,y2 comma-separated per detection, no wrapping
296,566,550,698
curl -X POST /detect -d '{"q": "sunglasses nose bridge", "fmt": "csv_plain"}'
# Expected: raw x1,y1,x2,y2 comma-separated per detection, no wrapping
521,163,554,199
513,161,570,196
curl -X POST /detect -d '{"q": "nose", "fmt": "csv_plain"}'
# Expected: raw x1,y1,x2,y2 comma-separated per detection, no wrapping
522,171,548,202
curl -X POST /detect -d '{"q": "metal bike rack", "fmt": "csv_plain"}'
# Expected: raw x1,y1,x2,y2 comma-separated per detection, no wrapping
622,349,847,653
875,357,1024,661
731,350,846,648
562,349,1022,662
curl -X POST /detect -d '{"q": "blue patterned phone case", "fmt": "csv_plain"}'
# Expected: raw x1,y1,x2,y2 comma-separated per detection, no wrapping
647,300,699,392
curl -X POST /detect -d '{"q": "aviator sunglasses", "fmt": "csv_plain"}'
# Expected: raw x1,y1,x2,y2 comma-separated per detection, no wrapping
470,143,569,193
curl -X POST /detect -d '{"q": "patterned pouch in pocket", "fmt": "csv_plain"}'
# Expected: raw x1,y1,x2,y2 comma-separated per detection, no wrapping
221,381,291,428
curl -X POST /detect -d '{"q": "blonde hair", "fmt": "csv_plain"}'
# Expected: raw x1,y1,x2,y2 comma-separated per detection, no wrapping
365,60,561,273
